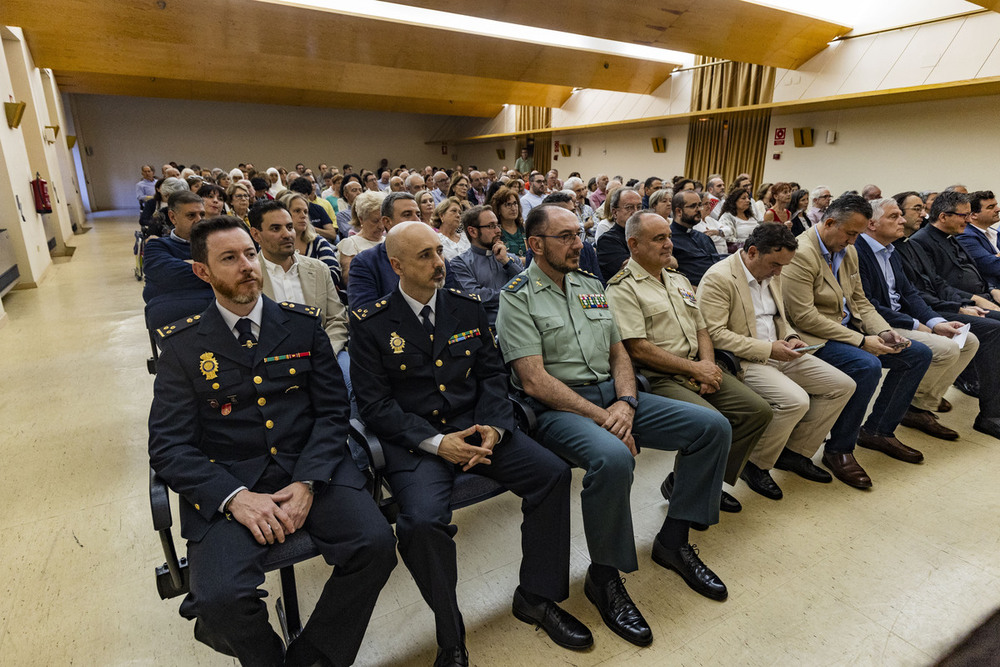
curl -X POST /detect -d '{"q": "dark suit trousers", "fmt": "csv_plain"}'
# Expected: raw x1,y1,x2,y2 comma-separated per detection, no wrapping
181,462,397,667
940,312,1000,419
388,429,570,649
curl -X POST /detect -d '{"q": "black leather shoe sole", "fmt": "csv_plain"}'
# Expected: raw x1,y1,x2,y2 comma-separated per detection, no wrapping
583,574,652,647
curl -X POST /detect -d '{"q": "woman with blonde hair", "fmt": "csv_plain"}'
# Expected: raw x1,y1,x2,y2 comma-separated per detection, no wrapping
432,196,469,260
415,189,436,224
280,192,341,284
338,190,386,286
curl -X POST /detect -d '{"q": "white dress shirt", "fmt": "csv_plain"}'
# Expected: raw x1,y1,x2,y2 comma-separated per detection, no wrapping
737,252,778,342
260,254,305,304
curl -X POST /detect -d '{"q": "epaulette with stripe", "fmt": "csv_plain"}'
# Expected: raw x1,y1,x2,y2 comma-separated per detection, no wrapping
447,288,481,302
155,313,202,339
351,297,391,322
576,268,600,280
502,274,528,292
279,301,320,317
606,266,632,285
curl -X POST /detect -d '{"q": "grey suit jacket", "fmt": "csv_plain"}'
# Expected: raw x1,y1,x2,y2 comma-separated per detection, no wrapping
261,253,349,354
697,252,796,368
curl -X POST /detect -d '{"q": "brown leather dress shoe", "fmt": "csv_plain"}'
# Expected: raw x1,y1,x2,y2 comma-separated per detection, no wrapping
937,398,952,413
821,452,873,489
857,428,924,463
900,408,959,440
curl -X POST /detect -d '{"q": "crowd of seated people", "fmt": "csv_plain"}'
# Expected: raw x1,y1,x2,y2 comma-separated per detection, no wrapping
140,158,1000,666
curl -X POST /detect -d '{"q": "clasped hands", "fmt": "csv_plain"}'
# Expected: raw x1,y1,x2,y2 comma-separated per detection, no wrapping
228,481,314,546
438,424,501,471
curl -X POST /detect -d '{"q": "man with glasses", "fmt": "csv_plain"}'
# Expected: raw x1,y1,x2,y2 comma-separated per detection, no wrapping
596,187,642,281
670,190,726,285
564,176,597,237
431,171,450,204
807,186,832,228
894,191,925,235
451,205,525,325
521,173,548,215
497,205,732,648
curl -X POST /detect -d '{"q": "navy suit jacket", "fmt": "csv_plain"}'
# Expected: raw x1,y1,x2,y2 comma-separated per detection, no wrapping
670,221,725,285
855,235,940,329
148,297,363,541
142,234,215,329
347,243,460,307
958,224,1000,288
349,288,513,474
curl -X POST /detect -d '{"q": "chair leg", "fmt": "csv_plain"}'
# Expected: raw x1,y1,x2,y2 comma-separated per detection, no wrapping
277,565,302,644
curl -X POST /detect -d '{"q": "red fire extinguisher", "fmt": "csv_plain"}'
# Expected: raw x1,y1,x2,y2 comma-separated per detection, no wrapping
31,172,52,214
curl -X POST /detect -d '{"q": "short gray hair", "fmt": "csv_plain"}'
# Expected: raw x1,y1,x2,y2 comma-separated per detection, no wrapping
160,177,190,198
868,197,897,222
648,188,673,209
381,191,416,218
564,176,584,190
404,173,424,189
609,186,639,211
352,190,387,229
625,210,658,241
810,185,830,202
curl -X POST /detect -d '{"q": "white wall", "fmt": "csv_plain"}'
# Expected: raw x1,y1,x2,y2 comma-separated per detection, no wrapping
69,95,486,210
762,94,1000,195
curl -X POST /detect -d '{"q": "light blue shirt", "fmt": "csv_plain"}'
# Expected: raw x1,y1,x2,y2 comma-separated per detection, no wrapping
815,227,850,325
860,233,944,330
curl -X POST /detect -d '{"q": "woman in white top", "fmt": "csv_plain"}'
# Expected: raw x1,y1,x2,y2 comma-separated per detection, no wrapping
337,190,386,287
717,187,759,245
266,167,284,198
433,196,470,260
752,182,773,221
694,191,733,254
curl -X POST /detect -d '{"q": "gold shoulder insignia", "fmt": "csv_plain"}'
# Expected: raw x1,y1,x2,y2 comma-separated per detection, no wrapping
156,315,200,339
607,266,631,285
502,273,528,292
577,269,599,280
447,289,481,302
280,301,319,317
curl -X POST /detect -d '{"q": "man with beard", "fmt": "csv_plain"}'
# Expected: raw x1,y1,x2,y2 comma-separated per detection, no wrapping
670,190,726,285
497,205,731,648
450,205,525,325
350,221,590,666
148,216,396,666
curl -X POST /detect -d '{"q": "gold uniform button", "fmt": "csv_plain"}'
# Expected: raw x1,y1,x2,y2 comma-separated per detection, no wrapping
432,409,439,416
254,376,263,385
194,503,201,510
212,382,220,390
441,418,447,424
257,397,266,406
265,420,274,429
289,368,296,375
270,447,277,455
435,360,443,367
400,364,407,371
439,384,446,392
465,350,471,356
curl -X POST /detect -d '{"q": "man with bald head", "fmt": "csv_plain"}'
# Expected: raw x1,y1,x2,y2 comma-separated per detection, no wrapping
350,221,591,666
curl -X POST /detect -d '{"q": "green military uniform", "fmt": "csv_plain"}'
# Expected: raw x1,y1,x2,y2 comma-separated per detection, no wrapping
497,260,731,573
606,258,772,485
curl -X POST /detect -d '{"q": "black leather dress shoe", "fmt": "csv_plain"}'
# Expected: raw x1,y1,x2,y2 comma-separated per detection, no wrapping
660,472,718,530
584,569,652,646
974,415,1000,440
739,461,782,500
954,377,980,398
720,490,742,513
433,645,469,667
284,635,333,667
512,586,593,650
857,428,924,463
773,449,832,483
900,408,959,440
651,541,727,601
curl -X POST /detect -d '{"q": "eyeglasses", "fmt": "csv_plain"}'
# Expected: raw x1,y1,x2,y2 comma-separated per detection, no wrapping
945,211,972,219
501,201,518,207
232,194,250,200
532,232,580,245
681,203,700,210
618,204,642,212
472,223,501,230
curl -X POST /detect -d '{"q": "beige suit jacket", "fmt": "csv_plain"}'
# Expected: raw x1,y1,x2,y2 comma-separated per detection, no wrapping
781,228,889,347
261,253,349,354
697,252,795,367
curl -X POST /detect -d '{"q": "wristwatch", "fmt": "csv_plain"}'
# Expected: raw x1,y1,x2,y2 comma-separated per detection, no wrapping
300,480,315,495
617,396,638,410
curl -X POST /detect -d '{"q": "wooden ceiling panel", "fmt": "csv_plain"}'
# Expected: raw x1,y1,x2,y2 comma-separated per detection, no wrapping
392,0,850,69
54,71,503,117
969,1,1000,11
0,0,679,98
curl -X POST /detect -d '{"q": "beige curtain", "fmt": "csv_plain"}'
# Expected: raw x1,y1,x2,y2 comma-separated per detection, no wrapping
690,57,775,111
684,109,771,190
515,105,553,174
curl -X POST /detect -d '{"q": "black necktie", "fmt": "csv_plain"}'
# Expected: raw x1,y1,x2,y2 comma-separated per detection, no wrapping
419,305,434,338
235,318,257,351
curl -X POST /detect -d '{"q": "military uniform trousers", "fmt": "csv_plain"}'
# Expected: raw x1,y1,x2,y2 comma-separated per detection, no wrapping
894,328,978,412
740,354,855,470
646,370,771,485
527,378,731,574
388,429,571,649
180,461,397,667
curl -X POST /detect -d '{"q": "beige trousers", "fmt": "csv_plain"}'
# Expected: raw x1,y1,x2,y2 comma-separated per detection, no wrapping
896,328,979,412
742,353,854,470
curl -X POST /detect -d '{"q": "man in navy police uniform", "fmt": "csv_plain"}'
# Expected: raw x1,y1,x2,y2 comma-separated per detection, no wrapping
148,215,396,667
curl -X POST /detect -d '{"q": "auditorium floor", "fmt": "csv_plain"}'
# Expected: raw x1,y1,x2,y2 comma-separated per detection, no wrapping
2,214,998,666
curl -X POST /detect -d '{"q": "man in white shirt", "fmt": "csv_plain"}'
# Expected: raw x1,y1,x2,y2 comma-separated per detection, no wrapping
520,173,547,215
697,223,854,499
248,201,348,360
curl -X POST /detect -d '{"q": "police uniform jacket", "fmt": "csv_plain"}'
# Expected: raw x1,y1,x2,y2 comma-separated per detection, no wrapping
148,296,364,542
349,287,514,473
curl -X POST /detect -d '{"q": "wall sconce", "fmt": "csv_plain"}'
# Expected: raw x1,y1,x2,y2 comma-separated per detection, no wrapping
43,125,60,144
559,144,571,157
651,137,667,153
66,135,77,149
5,101,26,129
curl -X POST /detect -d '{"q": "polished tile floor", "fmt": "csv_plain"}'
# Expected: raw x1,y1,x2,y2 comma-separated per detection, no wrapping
1,214,997,666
